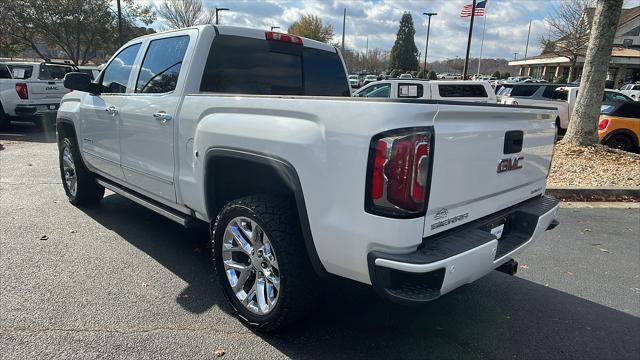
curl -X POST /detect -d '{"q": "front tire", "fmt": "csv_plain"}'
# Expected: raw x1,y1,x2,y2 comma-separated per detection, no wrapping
59,136,104,205
212,195,319,332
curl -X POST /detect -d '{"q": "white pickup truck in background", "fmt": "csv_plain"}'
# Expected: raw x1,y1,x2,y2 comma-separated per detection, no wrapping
619,83,640,101
353,80,497,103
0,61,75,128
57,25,560,332
501,85,633,132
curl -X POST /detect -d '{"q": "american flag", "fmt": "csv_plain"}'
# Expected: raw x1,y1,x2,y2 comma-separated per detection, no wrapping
460,0,487,17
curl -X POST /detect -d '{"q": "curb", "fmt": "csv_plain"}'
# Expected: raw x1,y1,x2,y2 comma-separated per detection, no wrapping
546,187,640,201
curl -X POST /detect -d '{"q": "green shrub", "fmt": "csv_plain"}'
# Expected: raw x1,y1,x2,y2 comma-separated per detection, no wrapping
501,72,511,79
492,71,501,78
427,70,438,80
416,70,426,79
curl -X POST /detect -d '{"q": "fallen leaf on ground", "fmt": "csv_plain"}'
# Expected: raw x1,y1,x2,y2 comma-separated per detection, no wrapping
519,264,529,269
599,248,610,253
213,348,226,357
566,271,574,276
39,235,48,241
590,243,601,246
141,282,149,288
70,229,77,234
583,228,592,232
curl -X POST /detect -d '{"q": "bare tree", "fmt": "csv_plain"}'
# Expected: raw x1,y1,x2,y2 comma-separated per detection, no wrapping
540,0,591,82
156,0,214,29
0,0,154,64
563,0,623,146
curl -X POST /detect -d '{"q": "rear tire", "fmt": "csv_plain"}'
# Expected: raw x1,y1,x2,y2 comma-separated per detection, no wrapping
605,134,635,152
58,136,104,205
0,104,9,130
212,195,319,332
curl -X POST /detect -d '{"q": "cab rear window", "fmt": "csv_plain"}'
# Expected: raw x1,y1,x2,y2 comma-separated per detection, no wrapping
438,84,487,98
7,65,33,79
200,35,350,96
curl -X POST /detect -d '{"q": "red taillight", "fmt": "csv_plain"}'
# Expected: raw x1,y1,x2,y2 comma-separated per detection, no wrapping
367,129,432,216
598,118,610,131
265,31,303,45
15,83,28,99
371,140,387,200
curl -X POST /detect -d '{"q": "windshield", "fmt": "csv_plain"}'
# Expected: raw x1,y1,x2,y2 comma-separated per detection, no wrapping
39,63,75,80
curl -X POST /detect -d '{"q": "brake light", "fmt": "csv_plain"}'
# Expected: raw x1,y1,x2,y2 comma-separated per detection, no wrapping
366,128,433,217
598,118,610,131
265,31,303,45
15,83,28,99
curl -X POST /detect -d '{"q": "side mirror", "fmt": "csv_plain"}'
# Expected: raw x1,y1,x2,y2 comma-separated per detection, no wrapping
63,72,100,94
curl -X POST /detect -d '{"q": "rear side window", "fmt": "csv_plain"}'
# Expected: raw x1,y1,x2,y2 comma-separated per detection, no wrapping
0,65,11,79
200,35,349,96
438,84,487,98
101,43,141,94
398,83,423,98
358,83,390,98
7,65,33,79
634,85,640,91
136,35,189,94
510,85,541,97
39,64,74,80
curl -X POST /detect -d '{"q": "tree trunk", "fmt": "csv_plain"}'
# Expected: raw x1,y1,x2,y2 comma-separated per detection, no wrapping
562,0,623,147
567,60,577,83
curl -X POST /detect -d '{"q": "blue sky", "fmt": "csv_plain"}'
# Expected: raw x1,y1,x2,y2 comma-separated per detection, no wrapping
144,0,637,60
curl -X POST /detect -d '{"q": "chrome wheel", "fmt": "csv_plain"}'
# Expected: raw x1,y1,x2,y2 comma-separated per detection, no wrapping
222,217,280,315
62,145,77,197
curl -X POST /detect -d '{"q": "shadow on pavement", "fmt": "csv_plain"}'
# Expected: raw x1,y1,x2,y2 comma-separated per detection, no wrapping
0,120,57,145
82,193,640,360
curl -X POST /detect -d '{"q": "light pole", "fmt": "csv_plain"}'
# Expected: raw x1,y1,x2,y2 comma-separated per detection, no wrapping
215,7,229,25
513,52,519,60
270,26,280,31
422,12,437,73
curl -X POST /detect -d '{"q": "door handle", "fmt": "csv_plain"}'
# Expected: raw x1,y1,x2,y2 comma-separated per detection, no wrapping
153,111,172,123
105,106,118,115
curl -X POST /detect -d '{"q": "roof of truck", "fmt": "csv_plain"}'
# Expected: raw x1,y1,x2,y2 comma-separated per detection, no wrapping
129,24,337,53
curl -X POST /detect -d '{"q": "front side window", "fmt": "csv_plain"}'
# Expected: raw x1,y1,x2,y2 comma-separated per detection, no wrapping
357,83,390,97
0,65,11,79
438,84,488,98
604,91,632,102
509,85,540,97
101,43,141,94
136,35,189,94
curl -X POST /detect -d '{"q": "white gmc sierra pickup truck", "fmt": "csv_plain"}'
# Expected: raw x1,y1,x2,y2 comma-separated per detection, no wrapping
57,25,560,331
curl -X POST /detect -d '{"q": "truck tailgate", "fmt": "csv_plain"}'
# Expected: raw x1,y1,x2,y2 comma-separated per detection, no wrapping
27,80,69,101
424,104,556,237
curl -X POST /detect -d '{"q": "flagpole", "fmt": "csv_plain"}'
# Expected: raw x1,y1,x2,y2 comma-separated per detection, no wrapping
462,0,476,79
477,1,488,76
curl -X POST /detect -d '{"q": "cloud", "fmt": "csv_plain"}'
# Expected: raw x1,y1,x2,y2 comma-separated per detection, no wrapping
144,0,636,60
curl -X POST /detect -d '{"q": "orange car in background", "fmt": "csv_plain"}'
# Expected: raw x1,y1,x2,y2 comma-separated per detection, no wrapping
598,102,640,153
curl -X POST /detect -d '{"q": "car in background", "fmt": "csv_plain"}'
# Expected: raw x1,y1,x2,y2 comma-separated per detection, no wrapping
496,83,565,103
77,66,100,81
598,102,640,152
522,79,548,83
0,61,75,129
438,73,461,80
398,73,413,79
363,74,378,85
353,79,497,103
619,83,640,101
348,75,360,88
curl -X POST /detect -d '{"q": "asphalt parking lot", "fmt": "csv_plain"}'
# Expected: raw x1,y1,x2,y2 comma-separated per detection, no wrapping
1,122,639,360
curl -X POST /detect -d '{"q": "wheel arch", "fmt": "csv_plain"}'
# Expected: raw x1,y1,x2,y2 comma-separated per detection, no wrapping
602,128,639,148
204,148,327,276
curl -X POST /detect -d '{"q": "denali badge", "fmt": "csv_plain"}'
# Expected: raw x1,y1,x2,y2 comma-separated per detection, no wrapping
497,155,524,173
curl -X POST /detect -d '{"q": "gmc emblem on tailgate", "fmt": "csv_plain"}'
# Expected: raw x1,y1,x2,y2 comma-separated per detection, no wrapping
497,155,524,173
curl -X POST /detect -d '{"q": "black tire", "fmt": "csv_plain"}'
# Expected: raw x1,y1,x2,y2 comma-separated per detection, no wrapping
212,195,319,332
58,136,105,205
0,104,9,130
605,134,634,152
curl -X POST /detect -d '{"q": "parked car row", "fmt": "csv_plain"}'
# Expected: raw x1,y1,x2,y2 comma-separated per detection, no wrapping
353,80,496,103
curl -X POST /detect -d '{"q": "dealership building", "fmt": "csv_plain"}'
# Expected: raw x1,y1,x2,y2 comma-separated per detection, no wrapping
509,6,640,86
